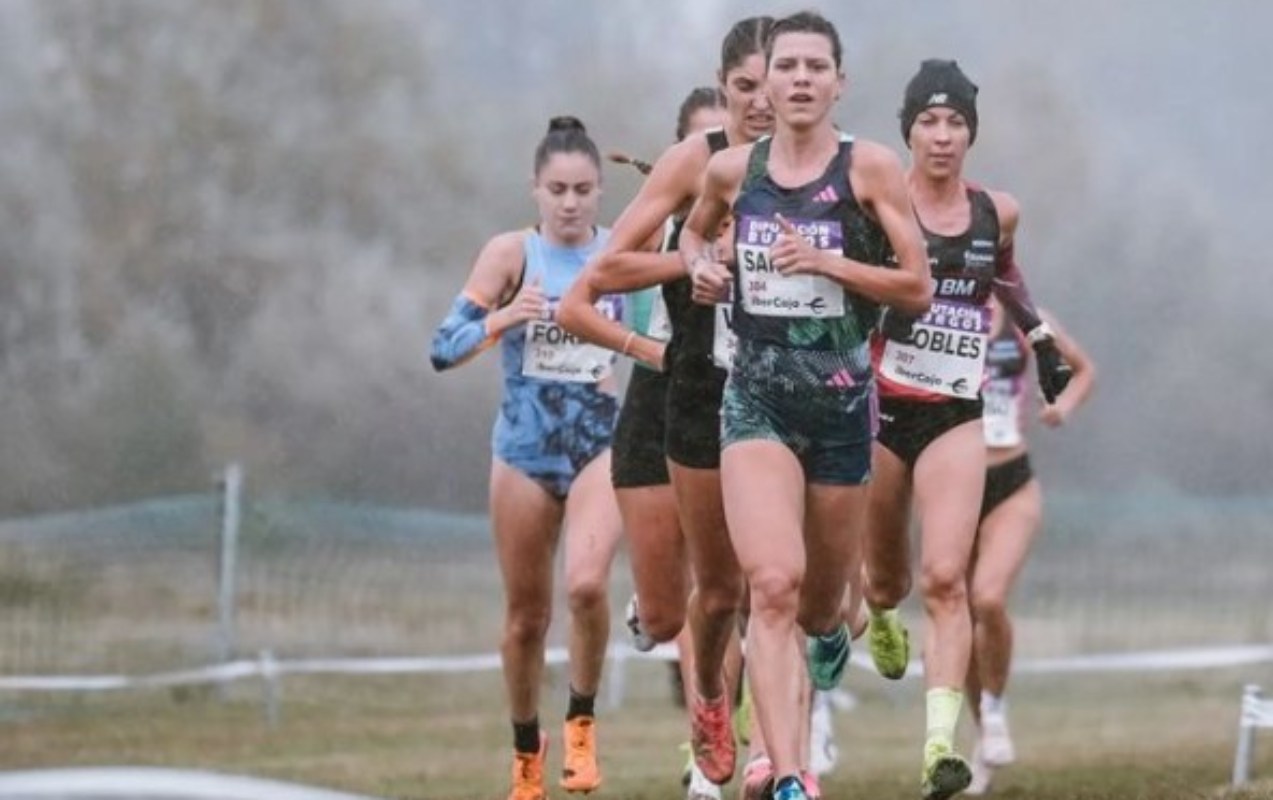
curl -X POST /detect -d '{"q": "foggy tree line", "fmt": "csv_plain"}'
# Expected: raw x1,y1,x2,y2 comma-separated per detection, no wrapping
0,1,1264,514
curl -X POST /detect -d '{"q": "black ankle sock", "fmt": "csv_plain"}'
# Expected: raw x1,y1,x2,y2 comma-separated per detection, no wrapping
566,687,595,721
512,717,540,754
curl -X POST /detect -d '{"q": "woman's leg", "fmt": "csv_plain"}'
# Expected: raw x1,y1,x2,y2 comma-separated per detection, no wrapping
672,461,746,784
968,477,1042,765
911,419,985,795
620,482,689,643
721,440,808,784
490,459,565,727
862,443,915,679
559,450,625,792
671,463,745,702
563,450,625,698
490,459,564,800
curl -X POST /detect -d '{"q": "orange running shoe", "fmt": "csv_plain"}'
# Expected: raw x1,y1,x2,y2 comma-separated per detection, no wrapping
508,731,547,800
691,693,736,784
560,716,602,793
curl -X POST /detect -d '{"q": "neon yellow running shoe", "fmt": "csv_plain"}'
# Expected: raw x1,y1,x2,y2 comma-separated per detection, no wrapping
867,609,910,680
921,740,972,800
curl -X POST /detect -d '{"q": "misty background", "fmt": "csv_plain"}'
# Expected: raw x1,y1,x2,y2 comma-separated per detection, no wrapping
0,0,1268,515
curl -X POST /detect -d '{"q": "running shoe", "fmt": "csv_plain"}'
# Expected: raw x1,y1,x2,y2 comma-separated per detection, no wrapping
560,717,601,793
965,743,994,796
806,623,851,691
691,693,736,784
772,776,810,800
679,741,693,787
979,710,1016,766
686,761,723,800
741,756,774,800
508,731,547,800
920,740,972,800
808,690,838,777
626,594,656,652
867,610,911,680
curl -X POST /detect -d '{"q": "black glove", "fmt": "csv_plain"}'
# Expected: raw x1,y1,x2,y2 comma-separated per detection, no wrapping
878,306,917,342
1032,336,1073,404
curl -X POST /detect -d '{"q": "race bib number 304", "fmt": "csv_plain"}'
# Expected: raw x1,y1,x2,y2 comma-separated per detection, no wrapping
522,299,618,383
736,215,845,318
880,300,990,399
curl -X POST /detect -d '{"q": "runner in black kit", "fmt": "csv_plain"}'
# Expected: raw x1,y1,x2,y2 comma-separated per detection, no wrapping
965,300,1095,795
679,13,932,800
560,84,742,800
859,59,1075,799
559,17,775,789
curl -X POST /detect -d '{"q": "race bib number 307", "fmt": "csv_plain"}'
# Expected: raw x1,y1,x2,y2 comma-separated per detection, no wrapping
736,215,845,318
880,300,990,399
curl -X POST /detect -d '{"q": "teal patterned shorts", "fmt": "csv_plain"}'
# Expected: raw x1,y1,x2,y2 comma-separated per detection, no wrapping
721,341,877,485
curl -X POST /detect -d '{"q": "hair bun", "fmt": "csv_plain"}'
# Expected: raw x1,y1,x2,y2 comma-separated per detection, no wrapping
548,115,586,134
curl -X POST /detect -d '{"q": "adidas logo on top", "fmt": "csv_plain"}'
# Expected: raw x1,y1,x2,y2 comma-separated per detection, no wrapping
812,185,839,203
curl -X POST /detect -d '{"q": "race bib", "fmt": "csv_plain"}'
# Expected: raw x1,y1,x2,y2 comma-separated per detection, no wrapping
982,377,1023,448
880,300,990,399
647,291,673,342
736,215,845,318
712,302,737,371
522,299,617,383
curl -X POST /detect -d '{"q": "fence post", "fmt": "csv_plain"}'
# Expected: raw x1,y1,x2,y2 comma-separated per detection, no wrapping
216,464,244,685
259,649,281,728
1233,683,1261,786
603,644,628,711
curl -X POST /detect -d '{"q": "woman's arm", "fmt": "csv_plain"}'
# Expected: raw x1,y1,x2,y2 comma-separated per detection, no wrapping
429,230,540,371
680,149,744,305
1037,309,1096,426
591,137,707,293
558,263,665,370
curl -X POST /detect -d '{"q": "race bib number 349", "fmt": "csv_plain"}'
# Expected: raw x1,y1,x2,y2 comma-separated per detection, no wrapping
982,377,1023,448
736,215,845,318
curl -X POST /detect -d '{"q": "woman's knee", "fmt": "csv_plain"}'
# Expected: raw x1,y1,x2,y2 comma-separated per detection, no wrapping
566,572,609,613
643,604,687,643
796,602,840,635
866,563,912,606
747,565,802,616
695,571,746,617
920,558,968,605
969,582,1008,622
505,605,552,646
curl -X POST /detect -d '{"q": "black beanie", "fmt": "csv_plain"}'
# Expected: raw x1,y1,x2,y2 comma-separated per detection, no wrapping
899,59,979,146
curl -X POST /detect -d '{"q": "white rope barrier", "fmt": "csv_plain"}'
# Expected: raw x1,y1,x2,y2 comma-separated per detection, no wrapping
0,643,1267,694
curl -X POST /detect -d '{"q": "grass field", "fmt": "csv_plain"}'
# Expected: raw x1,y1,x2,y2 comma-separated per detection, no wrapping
3,662,1272,799
2,494,1272,798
